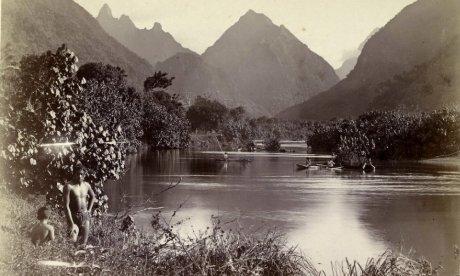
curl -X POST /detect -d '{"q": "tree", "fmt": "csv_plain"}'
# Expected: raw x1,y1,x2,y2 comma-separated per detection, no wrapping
186,96,228,131
76,63,143,152
144,71,174,92
0,45,125,213
142,71,190,149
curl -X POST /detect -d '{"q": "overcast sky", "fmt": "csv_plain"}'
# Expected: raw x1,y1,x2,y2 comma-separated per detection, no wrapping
74,0,415,68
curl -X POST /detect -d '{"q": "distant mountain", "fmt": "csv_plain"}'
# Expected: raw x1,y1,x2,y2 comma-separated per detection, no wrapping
200,10,339,116
279,0,460,120
335,28,379,80
97,4,192,67
370,37,460,111
155,52,234,107
1,0,154,88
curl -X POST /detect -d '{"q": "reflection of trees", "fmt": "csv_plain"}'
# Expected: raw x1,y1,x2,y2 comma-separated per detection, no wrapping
358,194,460,275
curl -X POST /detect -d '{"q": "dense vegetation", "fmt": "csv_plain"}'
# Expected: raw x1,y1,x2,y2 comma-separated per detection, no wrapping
0,45,126,213
0,47,191,213
143,72,190,149
186,97,311,151
76,62,143,153
307,109,460,165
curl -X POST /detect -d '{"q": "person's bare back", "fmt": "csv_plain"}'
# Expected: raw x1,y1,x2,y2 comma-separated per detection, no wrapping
30,207,55,246
64,166,95,246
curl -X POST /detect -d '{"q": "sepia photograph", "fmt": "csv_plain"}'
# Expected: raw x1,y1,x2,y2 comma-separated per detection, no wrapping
0,0,459,275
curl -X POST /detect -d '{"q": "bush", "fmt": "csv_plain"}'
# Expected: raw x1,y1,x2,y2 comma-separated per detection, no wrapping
76,63,143,153
0,45,126,213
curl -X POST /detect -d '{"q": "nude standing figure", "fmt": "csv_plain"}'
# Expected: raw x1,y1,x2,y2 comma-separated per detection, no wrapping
63,165,95,246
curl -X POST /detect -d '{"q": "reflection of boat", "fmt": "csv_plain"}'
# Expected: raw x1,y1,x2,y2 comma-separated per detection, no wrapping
216,158,253,163
296,163,310,170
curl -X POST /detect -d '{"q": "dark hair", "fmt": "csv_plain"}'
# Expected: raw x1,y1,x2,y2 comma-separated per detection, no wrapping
73,163,88,179
37,206,51,220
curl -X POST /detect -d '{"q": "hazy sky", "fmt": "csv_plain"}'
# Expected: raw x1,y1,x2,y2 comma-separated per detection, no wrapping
74,0,416,68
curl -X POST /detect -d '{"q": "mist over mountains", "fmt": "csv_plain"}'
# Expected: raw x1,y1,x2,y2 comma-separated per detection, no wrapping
335,28,380,80
279,0,460,120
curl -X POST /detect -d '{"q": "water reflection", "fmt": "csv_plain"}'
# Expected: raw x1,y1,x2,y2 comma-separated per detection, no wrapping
106,150,460,275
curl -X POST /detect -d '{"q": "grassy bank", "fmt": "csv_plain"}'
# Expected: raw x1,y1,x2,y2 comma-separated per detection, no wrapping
0,188,445,275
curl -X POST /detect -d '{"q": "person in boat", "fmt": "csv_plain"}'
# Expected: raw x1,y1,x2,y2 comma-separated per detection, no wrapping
362,157,376,171
327,159,335,168
305,158,312,166
64,164,96,247
223,152,229,161
30,206,55,246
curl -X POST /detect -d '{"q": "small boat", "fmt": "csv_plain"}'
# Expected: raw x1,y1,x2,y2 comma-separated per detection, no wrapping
296,163,310,170
308,165,319,170
330,166,343,172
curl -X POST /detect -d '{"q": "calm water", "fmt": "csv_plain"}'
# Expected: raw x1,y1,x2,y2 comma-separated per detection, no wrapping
106,150,460,275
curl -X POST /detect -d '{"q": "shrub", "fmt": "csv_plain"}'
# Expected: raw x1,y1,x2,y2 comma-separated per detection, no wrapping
76,63,143,153
0,45,126,213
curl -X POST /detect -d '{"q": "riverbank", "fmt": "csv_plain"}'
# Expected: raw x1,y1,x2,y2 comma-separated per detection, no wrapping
0,187,446,275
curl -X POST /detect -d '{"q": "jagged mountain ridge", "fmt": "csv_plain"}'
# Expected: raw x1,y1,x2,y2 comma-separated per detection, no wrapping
97,4,193,67
1,0,154,88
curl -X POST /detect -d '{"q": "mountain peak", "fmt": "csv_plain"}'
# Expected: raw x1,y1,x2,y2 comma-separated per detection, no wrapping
152,22,163,32
239,9,272,25
119,14,136,28
98,3,113,18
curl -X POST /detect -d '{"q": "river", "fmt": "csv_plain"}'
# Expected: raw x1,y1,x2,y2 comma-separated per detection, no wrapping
106,150,460,275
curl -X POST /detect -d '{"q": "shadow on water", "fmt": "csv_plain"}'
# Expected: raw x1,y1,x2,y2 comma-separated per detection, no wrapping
106,150,460,275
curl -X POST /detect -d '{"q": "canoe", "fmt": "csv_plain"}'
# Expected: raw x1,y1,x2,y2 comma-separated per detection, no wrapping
330,167,343,172
308,165,319,170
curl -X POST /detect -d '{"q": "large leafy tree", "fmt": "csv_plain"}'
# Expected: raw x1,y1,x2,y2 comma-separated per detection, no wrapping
76,63,143,153
186,96,228,131
142,71,190,149
0,45,125,213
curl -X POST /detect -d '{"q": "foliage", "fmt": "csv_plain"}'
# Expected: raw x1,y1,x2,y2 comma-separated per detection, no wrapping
142,72,190,149
220,107,256,151
76,63,143,153
0,45,126,213
307,109,460,162
187,96,229,131
144,71,174,92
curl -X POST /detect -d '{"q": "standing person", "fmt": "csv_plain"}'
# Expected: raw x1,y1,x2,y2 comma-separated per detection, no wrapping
64,165,96,247
30,206,55,246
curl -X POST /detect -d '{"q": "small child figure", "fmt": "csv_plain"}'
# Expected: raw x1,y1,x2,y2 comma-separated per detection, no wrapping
30,206,55,246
